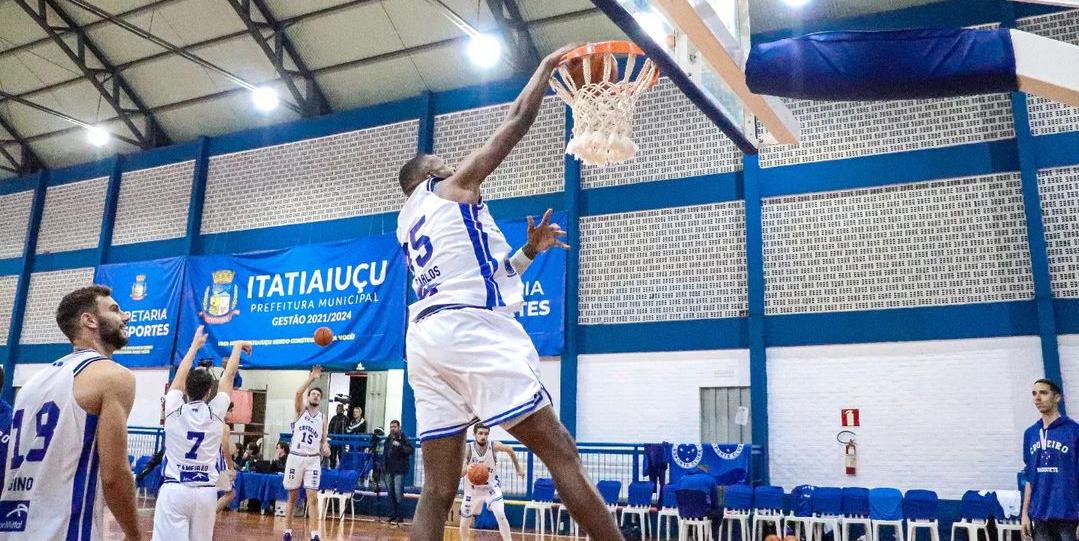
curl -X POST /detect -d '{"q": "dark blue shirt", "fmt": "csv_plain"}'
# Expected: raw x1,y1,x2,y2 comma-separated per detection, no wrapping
0,400,11,492
1024,415,1079,520
678,471,720,510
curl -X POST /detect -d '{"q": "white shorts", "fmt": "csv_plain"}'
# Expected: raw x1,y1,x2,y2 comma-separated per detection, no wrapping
283,454,321,491
151,483,218,541
407,307,551,442
460,477,505,518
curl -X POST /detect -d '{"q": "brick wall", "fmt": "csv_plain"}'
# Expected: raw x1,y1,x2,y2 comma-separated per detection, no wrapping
36,177,107,254
19,267,95,344
0,190,32,259
113,161,195,245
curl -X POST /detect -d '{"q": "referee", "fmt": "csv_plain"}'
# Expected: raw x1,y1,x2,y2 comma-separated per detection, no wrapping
1022,378,1079,541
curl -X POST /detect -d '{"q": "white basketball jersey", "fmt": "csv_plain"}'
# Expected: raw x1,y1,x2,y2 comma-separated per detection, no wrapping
397,178,524,320
290,408,324,457
161,389,229,488
468,441,498,481
0,349,108,539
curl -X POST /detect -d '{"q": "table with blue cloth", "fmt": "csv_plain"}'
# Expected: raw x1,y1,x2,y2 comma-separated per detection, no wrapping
230,472,308,512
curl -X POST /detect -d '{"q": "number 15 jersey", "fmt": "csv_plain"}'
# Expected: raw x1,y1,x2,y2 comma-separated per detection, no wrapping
0,349,110,539
397,177,524,321
162,389,229,488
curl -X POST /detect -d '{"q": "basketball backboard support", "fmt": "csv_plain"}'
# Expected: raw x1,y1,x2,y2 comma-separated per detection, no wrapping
591,0,801,153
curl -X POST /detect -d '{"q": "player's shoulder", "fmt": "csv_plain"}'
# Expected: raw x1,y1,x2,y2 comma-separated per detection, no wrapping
73,359,134,414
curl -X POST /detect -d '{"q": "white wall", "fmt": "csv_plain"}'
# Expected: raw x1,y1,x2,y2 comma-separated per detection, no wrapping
1058,334,1079,396
576,349,750,443
768,336,1043,499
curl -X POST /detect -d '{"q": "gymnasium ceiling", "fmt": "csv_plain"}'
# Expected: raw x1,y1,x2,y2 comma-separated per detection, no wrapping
0,0,949,178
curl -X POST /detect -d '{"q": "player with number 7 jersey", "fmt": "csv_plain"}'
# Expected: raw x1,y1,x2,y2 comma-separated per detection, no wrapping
151,327,248,541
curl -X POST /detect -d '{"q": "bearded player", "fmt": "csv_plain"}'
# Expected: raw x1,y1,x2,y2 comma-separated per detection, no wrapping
281,366,329,541
396,43,624,541
459,423,523,541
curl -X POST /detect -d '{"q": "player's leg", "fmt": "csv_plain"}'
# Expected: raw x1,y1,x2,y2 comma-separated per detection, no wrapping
192,486,219,540
150,484,190,541
410,433,465,541
459,485,477,541
216,489,234,512
305,461,323,540
282,453,303,538
487,488,513,541
507,406,624,541
284,489,299,536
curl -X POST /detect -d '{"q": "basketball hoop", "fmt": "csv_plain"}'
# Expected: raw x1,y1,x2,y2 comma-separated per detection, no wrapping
549,41,660,167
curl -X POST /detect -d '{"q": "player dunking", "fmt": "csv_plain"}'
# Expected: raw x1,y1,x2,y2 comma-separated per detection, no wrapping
281,366,329,541
0,286,140,540
396,43,624,541
459,424,524,541
151,327,247,540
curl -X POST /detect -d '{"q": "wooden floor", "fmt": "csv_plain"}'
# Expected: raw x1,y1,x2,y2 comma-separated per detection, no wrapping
100,501,565,540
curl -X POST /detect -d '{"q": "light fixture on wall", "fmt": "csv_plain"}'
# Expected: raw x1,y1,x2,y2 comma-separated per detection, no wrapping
85,126,111,147
251,86,280,112
467,34,502,68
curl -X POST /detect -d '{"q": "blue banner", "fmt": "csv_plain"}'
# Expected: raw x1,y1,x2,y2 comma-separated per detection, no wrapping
501,212,566,357
94,256,185,368
667,443,752,486
179,235,406,370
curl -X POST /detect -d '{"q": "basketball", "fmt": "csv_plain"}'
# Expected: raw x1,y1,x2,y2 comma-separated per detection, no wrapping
566,53,610,87
466,462,489,485
313,326,334,347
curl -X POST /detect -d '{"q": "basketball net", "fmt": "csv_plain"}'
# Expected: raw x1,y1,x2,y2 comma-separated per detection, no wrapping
550,45,659,167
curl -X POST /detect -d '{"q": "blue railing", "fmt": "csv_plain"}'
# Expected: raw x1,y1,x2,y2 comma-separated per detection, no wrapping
128,426,165,459
133,427,763,502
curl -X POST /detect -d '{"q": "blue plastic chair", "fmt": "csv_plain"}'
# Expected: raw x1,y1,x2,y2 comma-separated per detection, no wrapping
524,478,557,536
786,485,816,541
869,488,904,541
841,487,872,541
903,490,939,541
597,480,622,518
724,484,754,541
623,481,656,538
810,488,844,541
659,484,680,540
676,489,714,540
951,491,991,541
752,486,785,541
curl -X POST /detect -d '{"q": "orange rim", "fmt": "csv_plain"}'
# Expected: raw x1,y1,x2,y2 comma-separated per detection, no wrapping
557,40,660,88
559,40,646,63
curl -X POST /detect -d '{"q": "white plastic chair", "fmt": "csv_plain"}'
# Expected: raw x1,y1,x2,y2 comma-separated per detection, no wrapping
556,505,581,538
523,479,557,538
679,517,715,541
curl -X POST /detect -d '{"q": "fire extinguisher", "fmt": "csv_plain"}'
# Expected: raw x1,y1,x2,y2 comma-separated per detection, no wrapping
844,439,858,476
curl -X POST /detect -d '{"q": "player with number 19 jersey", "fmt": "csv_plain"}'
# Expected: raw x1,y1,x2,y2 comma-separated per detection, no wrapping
0,350,106,539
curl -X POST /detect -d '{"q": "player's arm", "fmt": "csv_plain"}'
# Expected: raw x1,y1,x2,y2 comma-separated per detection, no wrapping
460,441,470,478
96,365,140,541
320,414,331,457
441,44,577,203
294,365,321,416
217,340,251,396
222,423,235,470
168,325,207,393
494,442,525,478
508,208,570,274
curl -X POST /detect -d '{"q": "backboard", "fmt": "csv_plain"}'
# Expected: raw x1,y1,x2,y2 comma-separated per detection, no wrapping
592,0,800,152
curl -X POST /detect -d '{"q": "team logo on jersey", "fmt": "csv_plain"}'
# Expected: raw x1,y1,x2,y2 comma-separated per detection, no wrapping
200,270,240,324
672,443,703,469
130,274,148,301
0,501,30,532
712,443,746,460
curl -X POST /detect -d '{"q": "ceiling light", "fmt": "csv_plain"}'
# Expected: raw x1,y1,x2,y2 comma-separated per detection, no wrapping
784,0,811,6
467,34,501,68
251,86,279,112
86,126,110,147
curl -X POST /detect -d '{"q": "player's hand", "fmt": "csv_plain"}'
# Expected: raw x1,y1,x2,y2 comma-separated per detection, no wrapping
310,365,322,380
188,325,207,351
517,471,525,480
321,443,331,457
544,43,583,67
526,209,570,256
1021,514,1032,539
232,340,253,355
